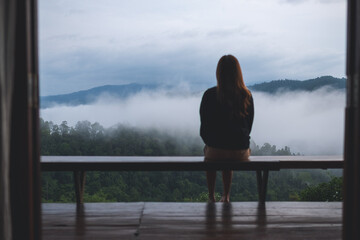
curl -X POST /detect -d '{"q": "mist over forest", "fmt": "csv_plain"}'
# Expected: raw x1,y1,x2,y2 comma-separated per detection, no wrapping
41,90,344,155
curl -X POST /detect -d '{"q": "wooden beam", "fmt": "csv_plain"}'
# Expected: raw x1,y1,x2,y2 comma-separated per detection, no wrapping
9,0,41,239
343,0,360,239
40,155,343,172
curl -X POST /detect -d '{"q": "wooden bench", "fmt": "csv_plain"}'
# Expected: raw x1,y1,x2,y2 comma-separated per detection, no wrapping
41,155,343,205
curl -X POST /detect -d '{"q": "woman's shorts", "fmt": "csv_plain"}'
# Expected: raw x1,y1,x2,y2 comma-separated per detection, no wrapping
204,145,250,162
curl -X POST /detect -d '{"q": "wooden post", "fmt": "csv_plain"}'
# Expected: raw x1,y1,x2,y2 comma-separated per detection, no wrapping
74,171,86,205
9,0,41,239
343,0,360,239
256,170,269,204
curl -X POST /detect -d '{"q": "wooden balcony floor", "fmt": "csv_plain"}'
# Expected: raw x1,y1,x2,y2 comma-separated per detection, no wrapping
42,202,342,240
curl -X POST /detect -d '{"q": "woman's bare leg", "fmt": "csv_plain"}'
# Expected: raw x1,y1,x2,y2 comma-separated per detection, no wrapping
206,171,217,202
220,170,233,202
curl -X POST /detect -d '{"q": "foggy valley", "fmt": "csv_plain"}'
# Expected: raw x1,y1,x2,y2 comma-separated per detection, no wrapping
40,81,345,155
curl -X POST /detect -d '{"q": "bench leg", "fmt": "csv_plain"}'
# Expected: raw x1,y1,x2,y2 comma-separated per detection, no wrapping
256,170,269,204
74,171,86,205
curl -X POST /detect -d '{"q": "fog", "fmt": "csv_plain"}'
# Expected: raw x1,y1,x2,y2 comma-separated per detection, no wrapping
251,89,345,155
40,88,345,155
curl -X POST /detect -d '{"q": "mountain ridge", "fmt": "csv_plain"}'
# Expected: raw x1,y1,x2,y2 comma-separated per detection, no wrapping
40,76,346,109
248,76,346,93
41,83,158,108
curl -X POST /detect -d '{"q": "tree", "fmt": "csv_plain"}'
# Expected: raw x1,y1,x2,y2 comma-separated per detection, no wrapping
59,121,70,135
300,177,343,201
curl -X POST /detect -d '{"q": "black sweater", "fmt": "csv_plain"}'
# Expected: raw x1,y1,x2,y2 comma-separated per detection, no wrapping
200,87,254,150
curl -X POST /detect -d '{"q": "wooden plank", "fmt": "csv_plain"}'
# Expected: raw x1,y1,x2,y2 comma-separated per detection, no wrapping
42,203,144,240
138,202,342,240
279,160,344,169
40,162,280,171
40,155,344,172
42,202,342,240
41,155,343,163
275,156,343,169
40,156,280,171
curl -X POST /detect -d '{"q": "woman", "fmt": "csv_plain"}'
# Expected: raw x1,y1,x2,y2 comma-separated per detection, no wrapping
200,55,254,203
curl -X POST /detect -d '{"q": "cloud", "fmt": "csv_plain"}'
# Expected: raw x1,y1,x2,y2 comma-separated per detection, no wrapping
39,0,346,95
281,0,343,4
281,0,308,4
40,88,345,155
40,88,202,134
251,89,345,155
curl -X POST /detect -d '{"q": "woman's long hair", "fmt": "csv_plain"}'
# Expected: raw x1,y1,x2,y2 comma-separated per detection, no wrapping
216,55,251,118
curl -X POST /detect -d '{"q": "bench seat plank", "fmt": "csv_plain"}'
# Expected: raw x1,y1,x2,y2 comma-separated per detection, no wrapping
277,155,343,169
41,155,343,171
41,156,280,171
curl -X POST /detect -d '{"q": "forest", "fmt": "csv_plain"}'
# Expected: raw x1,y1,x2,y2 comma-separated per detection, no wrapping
40,118,342,203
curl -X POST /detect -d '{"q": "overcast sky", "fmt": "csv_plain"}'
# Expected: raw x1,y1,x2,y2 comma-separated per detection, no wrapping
39,0,347,96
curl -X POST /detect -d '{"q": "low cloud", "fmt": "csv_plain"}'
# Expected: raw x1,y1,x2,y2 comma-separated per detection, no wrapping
251,88,345,155
41,88,345,155
41,90,202,136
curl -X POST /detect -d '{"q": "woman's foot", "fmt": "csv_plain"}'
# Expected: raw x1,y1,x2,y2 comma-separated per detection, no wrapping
221,170,233,203
220,195,230,203
206,171,217,203
208,195,216,203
